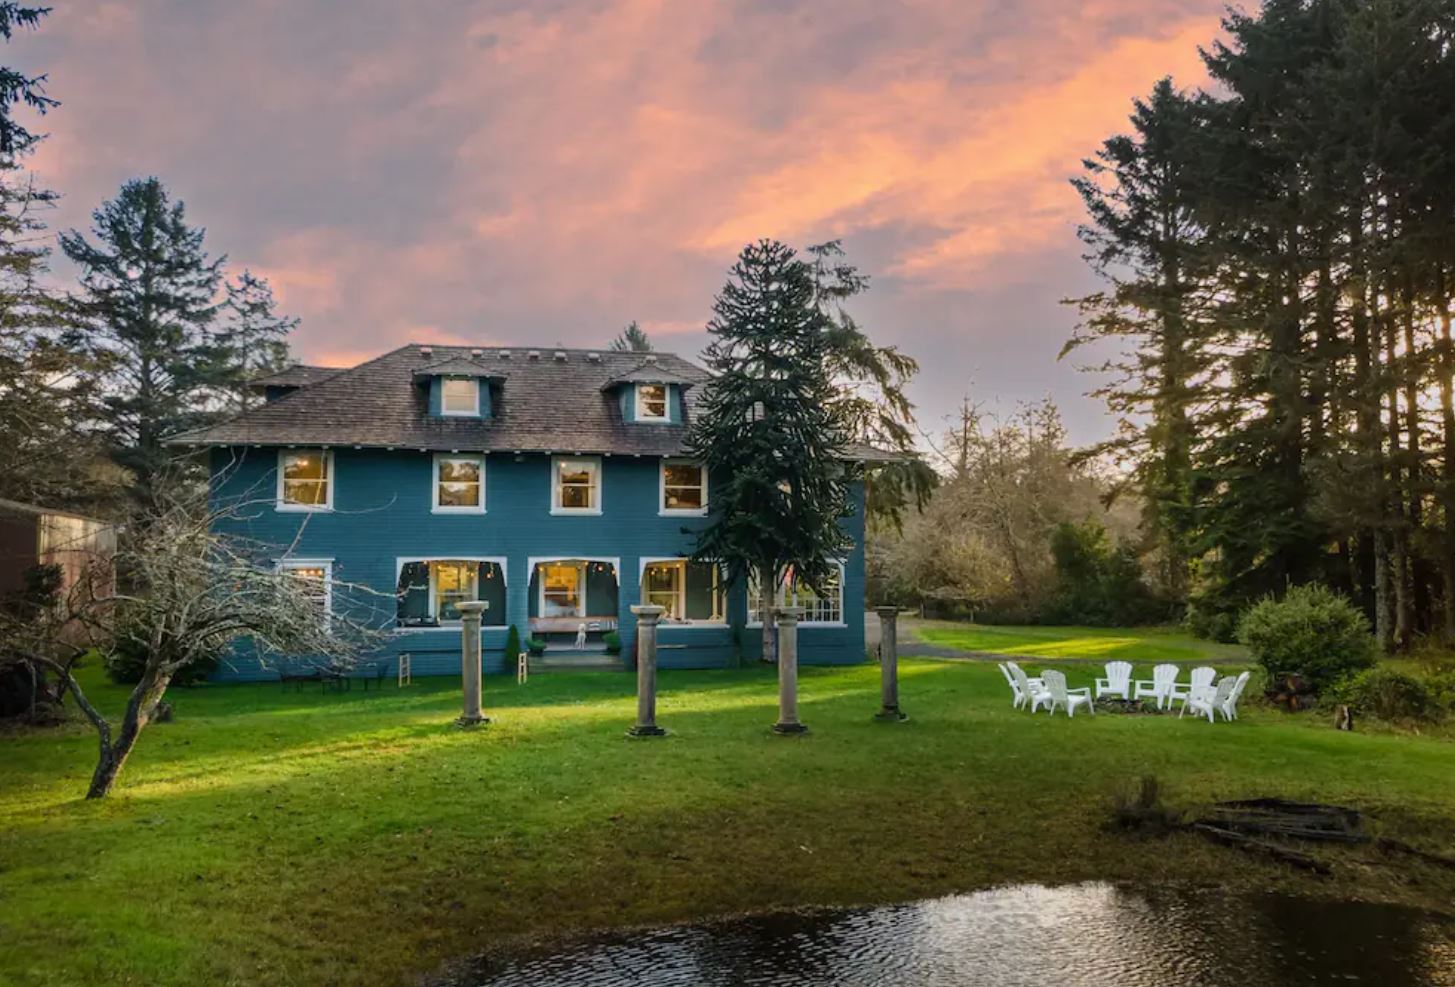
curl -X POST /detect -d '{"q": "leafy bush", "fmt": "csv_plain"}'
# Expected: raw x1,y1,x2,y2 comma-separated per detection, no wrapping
504,624,521,662
525,636,547,656
1236,584,1376,694
1425,667,1455,712
104,634,219,686
1185,597,1239,643
602,630,622,654
1331,667,1444,722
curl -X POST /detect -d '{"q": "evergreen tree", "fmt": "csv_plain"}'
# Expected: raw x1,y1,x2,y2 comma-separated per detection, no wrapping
61,178,230,503
688,240,853,663
220,269,295,409
0,4,55,157
609,320,653,352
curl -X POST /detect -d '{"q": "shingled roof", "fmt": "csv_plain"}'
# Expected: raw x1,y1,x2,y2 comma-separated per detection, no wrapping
170,343,900,462
169,344,713,457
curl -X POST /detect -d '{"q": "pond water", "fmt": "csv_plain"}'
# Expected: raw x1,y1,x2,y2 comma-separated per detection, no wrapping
456,883,1455,987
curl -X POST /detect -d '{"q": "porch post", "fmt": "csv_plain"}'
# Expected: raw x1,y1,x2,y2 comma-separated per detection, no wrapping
455,601,489,727
627,604,666,737
772,606,807,734
874,606,907,722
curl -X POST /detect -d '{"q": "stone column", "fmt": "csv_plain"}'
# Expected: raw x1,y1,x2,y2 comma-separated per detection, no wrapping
455,601,489,726
874,606,907,722
772,606,808,734
628,604,666,737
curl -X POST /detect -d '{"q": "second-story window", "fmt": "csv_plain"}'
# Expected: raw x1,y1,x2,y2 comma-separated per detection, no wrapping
660,460,707,514
441,377,479,416
635,383,668,421
552,456,601,514
433,454,485,513
277,449,333,510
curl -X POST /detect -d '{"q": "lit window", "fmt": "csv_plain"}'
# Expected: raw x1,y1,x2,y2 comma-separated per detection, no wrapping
552,456,601,513
641,560,724,624
541,562,582,617
748,562,844,625
636,383,668,421
661,460,707,513
396,560,505,627
441,377,479,416
278,449,332,510
433,454,484,512
280,560,332,627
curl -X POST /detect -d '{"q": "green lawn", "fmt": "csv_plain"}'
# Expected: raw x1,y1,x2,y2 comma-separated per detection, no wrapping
908,619,1249,663
3,659,1454,987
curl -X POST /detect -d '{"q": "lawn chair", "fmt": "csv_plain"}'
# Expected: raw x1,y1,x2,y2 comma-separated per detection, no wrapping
1169,666,1216,710
1132,663,1179,709
1220,670,1251,721
1182,674,1238,723
1040,668,1094,718
1095,661,1133,700
1006,661,1049,713
999,662,1040,710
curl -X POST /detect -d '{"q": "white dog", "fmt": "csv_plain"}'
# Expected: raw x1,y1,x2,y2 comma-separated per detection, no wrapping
574,622,587,650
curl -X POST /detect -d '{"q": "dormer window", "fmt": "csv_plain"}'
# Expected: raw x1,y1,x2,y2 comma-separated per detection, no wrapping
441,377,479,416
636,383,668,421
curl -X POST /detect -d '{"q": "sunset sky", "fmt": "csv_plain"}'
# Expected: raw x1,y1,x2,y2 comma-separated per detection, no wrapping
20,1,1229,445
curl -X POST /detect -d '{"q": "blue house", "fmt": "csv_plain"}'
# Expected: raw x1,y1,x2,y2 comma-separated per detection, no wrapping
171,343,874,680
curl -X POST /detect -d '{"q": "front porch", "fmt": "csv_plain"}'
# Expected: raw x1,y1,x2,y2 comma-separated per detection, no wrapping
527,557,620,652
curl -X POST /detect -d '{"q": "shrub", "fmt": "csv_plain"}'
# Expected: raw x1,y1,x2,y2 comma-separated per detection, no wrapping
1331,667,1444,722
1426,667,1455,712
504,624,521,662
104,634,219,687
602,630,621,654
1236,583,1376,695
525,636,547,656
1185,598,1239,644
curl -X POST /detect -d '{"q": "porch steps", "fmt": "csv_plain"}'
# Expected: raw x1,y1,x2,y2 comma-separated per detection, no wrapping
528,652,626,672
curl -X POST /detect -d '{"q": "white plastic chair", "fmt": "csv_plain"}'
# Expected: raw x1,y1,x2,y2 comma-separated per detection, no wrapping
1040,668,1094,718
1006,661,1050,713
1095,661,1133,699
1132,663,1179,709
999,663,1030,709
1182,674,1238,723
1169,666,1217,709
1219,670,1251,720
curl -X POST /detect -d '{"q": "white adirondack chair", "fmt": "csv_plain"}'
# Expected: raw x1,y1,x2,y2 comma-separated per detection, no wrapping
1170,666,1217,709
1040,668,1094,718
1219,670,1251,721
1132,663,1179,709
1182,674,1238,723
1095,660,1133,700
1006,661,1049,713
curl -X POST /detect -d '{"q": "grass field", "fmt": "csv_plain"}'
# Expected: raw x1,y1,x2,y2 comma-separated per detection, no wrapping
907,619,1249,663
3,658,1454,987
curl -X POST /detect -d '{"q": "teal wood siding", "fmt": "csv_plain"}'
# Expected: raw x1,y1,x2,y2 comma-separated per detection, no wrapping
207,447,866,680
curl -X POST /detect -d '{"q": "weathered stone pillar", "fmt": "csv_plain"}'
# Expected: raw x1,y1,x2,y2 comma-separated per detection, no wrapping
772,606,807,734
455,601,489,727
628,604,666,737
874,606,907,722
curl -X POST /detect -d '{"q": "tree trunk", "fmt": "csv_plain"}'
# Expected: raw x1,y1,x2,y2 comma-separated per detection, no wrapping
86,669,170,799
1385,294,1411,651
1437,268,1455,639
758,569,777,665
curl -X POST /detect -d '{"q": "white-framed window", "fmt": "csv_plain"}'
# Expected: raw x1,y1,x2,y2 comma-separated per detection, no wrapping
551,456,602,514
747,561,845,625
279,559,332,628
660,460,707,515
395,557,507,628
432,453,485,513
276,449,333,511
640,558,725,624
635,383,669,421
540,562,583,617
441,377,480,416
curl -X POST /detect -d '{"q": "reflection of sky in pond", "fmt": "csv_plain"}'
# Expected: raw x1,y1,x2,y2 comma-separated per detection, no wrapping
462,883,1455,987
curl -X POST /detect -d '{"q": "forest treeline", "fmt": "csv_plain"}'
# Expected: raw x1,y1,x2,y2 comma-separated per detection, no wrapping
1079,0,1455,647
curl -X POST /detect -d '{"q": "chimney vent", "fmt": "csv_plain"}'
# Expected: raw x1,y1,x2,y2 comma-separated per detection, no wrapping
645,354,658,364
420,346,433,357
553,350,567,362
499,350,511,359
586,352,601,363
470,348,482,358
527,350,541,360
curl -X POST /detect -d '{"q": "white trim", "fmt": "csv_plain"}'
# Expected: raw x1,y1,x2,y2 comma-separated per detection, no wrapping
634,382,669,422
431,452,486,514
549,455,603,515
440,377,480,417
637,555,726,626
745,559,847,627
527,555,621,621
658,458,709,516
275,448,334,512
278,558,333,629
393,556,508,630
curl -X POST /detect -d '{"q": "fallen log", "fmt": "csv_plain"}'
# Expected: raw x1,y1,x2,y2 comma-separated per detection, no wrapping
1198,798,1367,844
1191,823,1332,875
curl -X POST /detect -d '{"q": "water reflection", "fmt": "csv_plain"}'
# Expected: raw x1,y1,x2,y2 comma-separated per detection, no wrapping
462,883,1455,987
